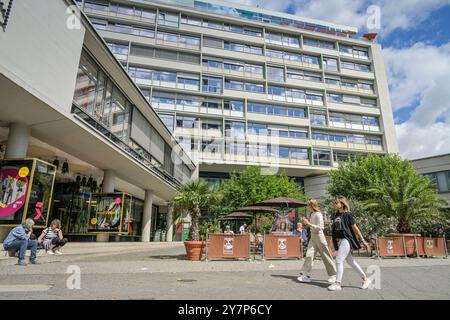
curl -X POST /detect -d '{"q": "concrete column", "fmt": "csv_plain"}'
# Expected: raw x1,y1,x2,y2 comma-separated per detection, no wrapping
102,170,115,193
5,123,30,158
165,206,174,242
141,190,154,242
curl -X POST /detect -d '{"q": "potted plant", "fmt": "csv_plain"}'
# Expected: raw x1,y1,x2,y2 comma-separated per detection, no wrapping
170,180,221,261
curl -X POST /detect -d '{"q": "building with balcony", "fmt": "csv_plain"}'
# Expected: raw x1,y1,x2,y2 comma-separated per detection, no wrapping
0,0,196,242
76,0,398,194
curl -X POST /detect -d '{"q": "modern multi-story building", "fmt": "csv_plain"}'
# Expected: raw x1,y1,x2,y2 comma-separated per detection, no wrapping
0,0,196,242
77,0,398,195
412,154,450,209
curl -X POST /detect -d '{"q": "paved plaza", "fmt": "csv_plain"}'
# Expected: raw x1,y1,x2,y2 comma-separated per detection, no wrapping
1,242,449,300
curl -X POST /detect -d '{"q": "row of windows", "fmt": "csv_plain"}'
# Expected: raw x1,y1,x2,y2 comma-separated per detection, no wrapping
202,58,263,75
424,171,450,193
247,102,306,118
109,43,374,96
181,14,263,37
92,19,372,75
83,1,156,19
312,131,382,145
325,77,374,92
93,20,155,38
329,112,380,131
107,42,372,92
176,134,364,167
72,49,192,182
194,1,354,38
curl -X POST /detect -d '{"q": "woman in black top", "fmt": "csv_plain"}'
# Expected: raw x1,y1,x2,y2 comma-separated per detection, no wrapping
328,196,372,291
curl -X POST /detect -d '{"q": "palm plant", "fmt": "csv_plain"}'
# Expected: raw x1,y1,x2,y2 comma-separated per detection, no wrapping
364,168,444,234
169,179,221,242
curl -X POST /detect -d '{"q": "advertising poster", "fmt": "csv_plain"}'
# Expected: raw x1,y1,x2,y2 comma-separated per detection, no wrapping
25,160,56,227
89,194,123,232
271,210,294,233
0,160,33,225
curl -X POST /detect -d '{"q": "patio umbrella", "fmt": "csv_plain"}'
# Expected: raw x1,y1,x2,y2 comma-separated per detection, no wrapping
218,212,253,220
235,206,279,232
252,197,307,208
252,197,307,232
218,212,253,232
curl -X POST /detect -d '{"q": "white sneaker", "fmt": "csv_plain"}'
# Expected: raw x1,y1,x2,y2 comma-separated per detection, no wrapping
46,250,55,255
361,278,372,290
54,250,63,255
327,275,336,283
297,275,312,283
328,283,342,291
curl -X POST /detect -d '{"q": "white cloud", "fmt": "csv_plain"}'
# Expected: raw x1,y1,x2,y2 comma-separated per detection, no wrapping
385,43,450,159
396,122,450,160
294,0,450,36
383,43,450,113
225,0,450,36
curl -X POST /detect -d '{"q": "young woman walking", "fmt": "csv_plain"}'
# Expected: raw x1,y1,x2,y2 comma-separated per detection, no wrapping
297,199,336,283
328,196,372,291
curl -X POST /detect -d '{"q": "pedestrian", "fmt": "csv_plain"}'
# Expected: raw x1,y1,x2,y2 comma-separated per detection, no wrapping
2,218,38,265
239,223,247,234
38,219,68,255
297,199,336,284
293,222,308,253
328,196,372,291
224,225,234,235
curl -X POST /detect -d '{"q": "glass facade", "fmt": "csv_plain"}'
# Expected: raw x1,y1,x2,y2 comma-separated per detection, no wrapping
78,0,389,175
72,50,192,185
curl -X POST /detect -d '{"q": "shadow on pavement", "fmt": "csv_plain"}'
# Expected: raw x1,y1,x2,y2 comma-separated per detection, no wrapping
270,274,361,290
147,254,186,260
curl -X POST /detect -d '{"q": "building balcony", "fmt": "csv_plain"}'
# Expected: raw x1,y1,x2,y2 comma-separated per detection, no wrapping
329,121,381,133
327,102,381,116
340,68,375,80
155,39,200,51
325,83,375,96
202,47,266,63
202,65,264,81
129,55,202,73
246,112,310,127
180,24,265,45
98,29,156,46
285,78,325,91
265,55,321,71
312,139,383,152
302,45,338,58
83,7,156,25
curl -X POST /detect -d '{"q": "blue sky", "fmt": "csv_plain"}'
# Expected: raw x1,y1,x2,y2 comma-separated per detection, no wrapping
230,0,450,159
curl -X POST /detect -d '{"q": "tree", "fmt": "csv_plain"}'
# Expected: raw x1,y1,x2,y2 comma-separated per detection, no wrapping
169,179,222,241
213,166,306,232
364,167,446,233
327,154,447,234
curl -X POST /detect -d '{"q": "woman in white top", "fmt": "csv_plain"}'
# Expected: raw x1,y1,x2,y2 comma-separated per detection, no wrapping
297,199,337,283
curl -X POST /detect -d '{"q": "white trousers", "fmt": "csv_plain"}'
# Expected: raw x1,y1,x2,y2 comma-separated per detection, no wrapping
335,238,366,283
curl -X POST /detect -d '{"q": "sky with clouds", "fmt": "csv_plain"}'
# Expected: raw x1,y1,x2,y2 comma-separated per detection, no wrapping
228,0,450,160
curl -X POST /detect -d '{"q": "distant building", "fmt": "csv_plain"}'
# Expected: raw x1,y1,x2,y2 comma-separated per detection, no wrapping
411,154,450,209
